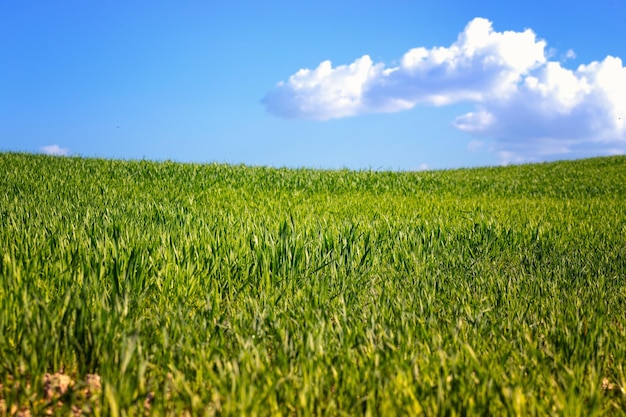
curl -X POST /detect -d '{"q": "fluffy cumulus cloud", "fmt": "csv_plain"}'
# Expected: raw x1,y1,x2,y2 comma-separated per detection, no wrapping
262,18,626,162
454,56,626,163
40,144,70,156
262,56,386,120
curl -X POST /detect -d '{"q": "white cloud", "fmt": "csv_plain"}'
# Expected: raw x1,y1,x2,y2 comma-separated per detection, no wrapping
264,18,545,119
263,17,626,162
263,56,386,120
40,144,70,156
454,56,626,162
467,140,485,152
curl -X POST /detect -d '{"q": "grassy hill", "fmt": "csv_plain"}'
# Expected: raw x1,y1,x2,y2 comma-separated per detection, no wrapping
1,152,625,415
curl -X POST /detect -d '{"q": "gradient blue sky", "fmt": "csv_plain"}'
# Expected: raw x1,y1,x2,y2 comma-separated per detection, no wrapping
2,1,625,170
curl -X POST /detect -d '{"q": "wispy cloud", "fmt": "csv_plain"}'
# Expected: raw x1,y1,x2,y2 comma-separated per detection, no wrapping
40,144,70,156
564,49,576,60
263,17,626,162
467,140,485,152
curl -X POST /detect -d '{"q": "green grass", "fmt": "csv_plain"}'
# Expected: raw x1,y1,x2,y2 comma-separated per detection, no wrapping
1,152,625,416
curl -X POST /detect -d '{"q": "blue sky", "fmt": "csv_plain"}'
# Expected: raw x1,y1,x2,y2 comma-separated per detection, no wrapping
2,1,625,170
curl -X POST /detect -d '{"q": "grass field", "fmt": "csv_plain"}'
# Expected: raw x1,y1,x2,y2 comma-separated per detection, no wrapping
1,152,625,416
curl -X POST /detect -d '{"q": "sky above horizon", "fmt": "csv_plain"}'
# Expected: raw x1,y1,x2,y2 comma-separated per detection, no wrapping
2,1,625,170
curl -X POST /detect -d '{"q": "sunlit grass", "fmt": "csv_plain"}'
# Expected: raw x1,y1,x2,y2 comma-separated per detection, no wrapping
1,152,625,415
